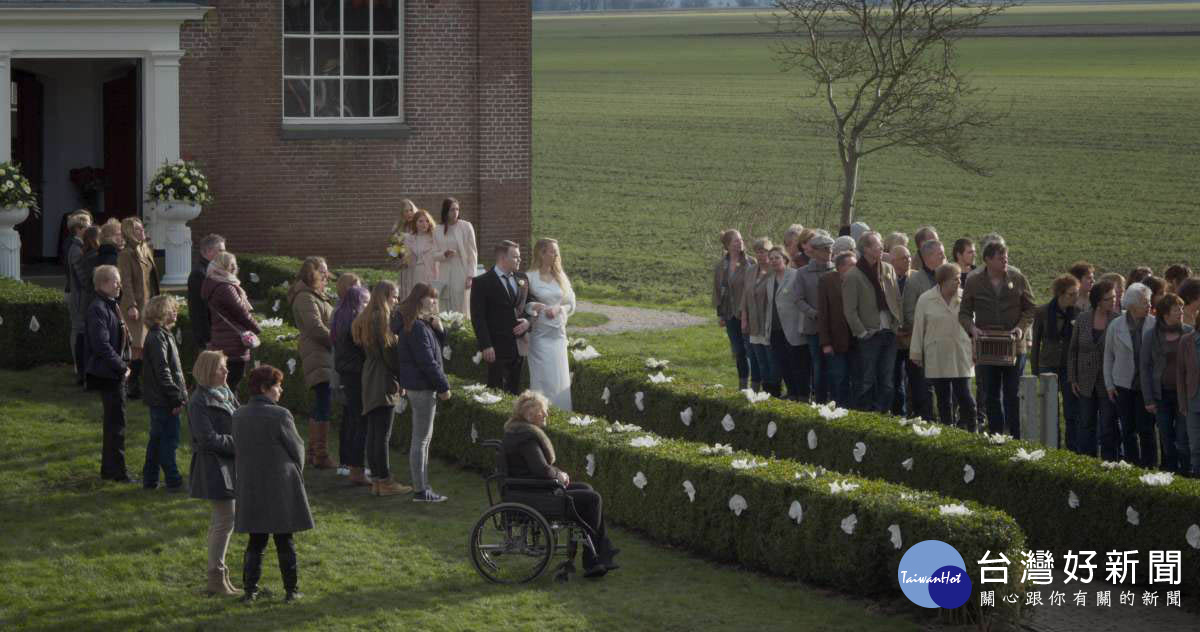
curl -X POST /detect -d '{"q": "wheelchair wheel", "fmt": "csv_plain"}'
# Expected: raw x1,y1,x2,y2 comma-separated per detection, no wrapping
469,502,556,584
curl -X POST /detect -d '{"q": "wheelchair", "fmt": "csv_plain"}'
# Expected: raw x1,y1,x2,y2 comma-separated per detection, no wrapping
468,439,598,584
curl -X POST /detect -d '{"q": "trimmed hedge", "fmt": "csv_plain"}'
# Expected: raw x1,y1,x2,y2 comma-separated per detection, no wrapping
440,327,1200,602
0,278,70,369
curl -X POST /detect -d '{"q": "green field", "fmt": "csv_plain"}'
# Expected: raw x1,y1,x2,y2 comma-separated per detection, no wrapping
532,3,1200,309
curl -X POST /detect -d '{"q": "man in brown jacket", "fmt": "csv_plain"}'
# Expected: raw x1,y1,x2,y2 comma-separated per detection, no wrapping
842,231,902,412
819,251,856,407
959,240,1036,438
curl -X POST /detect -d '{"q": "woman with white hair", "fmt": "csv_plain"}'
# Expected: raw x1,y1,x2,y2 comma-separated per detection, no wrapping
1104,281,1157,467
202,252,261,391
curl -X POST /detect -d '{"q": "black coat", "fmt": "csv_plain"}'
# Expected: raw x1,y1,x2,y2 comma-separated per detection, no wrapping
392,317,450,393
333,319,365,376
142,326,188,409
188,385,238,500
503,426,561,480
469,269,529,361
97,244,120,268
84,295,130,381
187,258,212,349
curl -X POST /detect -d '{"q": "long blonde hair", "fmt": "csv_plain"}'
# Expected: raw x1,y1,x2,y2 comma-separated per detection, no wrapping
531,238,570,291
391,199,418,234
352,280,398,349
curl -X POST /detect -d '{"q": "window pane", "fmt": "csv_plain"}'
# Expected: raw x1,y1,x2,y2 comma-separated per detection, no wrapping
374,0,400,34
315,39,340,75
344,79,370,117
373,79,399,117
345,0,369,34
283,38,311,76
314,79,341,117
314,0,340,33
283,0,310,34
344,38,370,76
373,39,399,76
284,79,312,117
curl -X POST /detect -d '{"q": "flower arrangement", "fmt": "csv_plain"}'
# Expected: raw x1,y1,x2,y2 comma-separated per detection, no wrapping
437,311,467,332
387,230,410,267
147,159,211,204
0,162,39,214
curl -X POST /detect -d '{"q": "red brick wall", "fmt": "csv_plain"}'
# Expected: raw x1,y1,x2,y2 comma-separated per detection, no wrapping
179,0,531,270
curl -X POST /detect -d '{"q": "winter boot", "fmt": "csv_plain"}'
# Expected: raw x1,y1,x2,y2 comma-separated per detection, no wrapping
310,422,336,469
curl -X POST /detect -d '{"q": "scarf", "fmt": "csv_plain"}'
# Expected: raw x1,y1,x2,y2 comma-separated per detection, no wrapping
206,262,240,286
503,419,555,465
856,256,888,311
1045,299,1076,342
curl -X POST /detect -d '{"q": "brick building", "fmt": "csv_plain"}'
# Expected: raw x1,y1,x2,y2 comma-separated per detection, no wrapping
2,0,532,270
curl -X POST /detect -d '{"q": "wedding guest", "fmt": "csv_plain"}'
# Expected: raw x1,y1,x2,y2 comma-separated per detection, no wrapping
952,237,975,285
741,237,778,394
1179,278,1200,327
910,263,977,428
116,218,159,400
1143,293,1192,473
890,244,913,415
849,221,870,243
1069,261,1095,312
73,225,103,387
820,251,856,406
408,208,442,290
832,235,856,257
187,350,241,597
65,211,93,384
97,219,123,267
394,283,452,502
901,239,946,421
1104,282,1156,467
392,199,419,299
140,295,187,491
766,246,807,400
353,281,412,497
504,391,619,578
713,229,754,390
1099,272,1126,309
1031,275,1080,450
202,252,261,391
882,232,909,264
526,238,578,410
1068,280,1119,457
843,231,901,412
332,273,368,482
913,226,940,248
796,233,835,402
435,197,478,313
86,265,134,483
1164,264,1192,295
1144,276,1166,310
1128,266,1153,287
289,257,336,469
188,234,226,351
234,365,314,603
782,224,805,268
960,240,1035,438
1178,309,1200,475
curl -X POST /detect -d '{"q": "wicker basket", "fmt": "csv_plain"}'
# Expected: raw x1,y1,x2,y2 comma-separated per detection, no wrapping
974,328,1019,367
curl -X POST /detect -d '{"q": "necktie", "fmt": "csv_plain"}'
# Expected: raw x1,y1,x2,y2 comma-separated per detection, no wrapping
504,274,516,301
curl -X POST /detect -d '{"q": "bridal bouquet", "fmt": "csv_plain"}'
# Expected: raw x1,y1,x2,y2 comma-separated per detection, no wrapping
387,231,410,267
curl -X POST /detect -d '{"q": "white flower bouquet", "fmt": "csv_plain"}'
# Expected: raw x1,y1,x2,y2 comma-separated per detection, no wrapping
436,311,467,332
0,161,39,214
147,159,211,204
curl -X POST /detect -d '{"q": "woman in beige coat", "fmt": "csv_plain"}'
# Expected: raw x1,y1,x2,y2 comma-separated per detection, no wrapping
910,263,977,428
288,256,336,469
117,217,160,399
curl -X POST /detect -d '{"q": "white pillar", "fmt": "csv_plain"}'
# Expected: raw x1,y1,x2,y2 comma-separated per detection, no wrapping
1039,372,1060,449
143,50,185,249
0,52,20,280
1019,375,1039,444
0,51,11,163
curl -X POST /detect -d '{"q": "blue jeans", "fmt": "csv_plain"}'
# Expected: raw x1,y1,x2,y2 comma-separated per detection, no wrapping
1155,390,1188,473
1052,367,1079,451
855,330,897,412
808,334,829,403
144,406,182,488
748,343,776,390
979,357,1023,438
1115,386,1156,467
828,351,852,407
724,317,750,383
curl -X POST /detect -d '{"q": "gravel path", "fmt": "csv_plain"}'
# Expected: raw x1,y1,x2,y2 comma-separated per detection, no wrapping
568,300,707,335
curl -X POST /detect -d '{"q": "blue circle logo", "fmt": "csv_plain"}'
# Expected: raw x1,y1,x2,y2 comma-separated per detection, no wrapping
897,540,972,609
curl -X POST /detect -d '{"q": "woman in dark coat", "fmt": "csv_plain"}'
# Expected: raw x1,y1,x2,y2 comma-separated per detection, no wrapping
332,279,370,485
140,295,187,491
503,391,619,578
201,251,261,391
233,365,314,602
187,350,241,597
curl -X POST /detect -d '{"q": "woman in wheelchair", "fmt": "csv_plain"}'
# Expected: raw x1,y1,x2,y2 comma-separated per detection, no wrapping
502,391,620,578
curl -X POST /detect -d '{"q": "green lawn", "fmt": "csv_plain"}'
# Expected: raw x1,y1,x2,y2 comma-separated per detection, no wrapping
532,4,1200,309
0,366,924,631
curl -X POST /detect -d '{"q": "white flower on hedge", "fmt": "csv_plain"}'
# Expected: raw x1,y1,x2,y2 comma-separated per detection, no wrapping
473,392,502,405
742,388,770,403
393,398,407,414
683,480,696,502
731,457,767,470
699,443,733,456
728,494,748,517
901,457,914,471
1140,472,1175,486
1068,490,1080,509
258,317,283,328
1127,506,1140,526
633,471,647,490
766,421,777,439
796,466,826,480
680,407,693,426
1187,524,1200,549
272,299,281,313
470,424,478,444
463,383,487,393
721,414,735,432
571,345,600,361
1010,447,1046,462
895,416,922,427
644,357,670,370
807,429,817,450
585,454,595,477
888,524,902,550
441,345,452,361
630,435,660,448
1100,460,1134,470
939,504,973,517
963,464,975,484
601,386,611,404
912,423,941,438
829,480,859,494
29,316,40,333
984,432,1010,445
286,358,296,375
788,501,803,525
852,442,867,463
568,415,597,426
472,351,482,365
248,272,259,283
815,401,847,420
841,514,857,535
634,391,645,411
608,421,642,433
648,371,673,384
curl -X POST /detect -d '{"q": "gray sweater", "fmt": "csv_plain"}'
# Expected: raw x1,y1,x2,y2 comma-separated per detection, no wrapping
794,259,833,336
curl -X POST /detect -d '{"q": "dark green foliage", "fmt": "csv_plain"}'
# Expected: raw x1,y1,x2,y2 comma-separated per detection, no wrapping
0,278,71,369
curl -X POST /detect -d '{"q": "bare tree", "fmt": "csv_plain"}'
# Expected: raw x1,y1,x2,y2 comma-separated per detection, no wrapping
772,0,1015,230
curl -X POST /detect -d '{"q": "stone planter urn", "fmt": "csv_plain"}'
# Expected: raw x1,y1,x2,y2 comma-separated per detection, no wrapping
153,200,202,286
0,205,30,281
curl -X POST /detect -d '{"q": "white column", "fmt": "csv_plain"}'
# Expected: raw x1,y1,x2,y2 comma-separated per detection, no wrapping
0,51,12,163
144,50,195,286
0,52,19,279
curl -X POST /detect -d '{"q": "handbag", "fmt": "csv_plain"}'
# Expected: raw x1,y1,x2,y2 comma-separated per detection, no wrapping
214,308,260,349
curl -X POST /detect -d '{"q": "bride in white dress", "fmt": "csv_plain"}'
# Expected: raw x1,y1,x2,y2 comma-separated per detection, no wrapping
525,238,577,411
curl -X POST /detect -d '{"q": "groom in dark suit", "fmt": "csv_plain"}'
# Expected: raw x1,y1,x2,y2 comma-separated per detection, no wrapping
470,240,531,394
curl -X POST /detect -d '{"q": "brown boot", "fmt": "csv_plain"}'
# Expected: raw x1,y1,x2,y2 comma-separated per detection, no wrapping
207,569,239,597
349,467,371,486
374,477,413,497
305,420,316,464
221,568,243,597
309,422,336,469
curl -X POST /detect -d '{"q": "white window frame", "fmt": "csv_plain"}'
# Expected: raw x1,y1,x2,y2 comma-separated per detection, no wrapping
281,0,403,125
